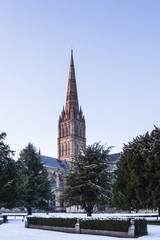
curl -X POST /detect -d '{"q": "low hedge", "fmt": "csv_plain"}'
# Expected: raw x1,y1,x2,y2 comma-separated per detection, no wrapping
27,216,147,237
27,217,77,228
80,218,147,237
80,218,130,232
134,219,148,237
147,220,160,225
2,215,8,223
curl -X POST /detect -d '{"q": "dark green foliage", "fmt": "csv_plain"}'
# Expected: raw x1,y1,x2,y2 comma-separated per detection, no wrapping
112,126,160,214
27,217,77,228
17,143,51,215
2,215,8,223
80,218,130,232
147,221,160,225
61,142,112,216
0,133,18,208
134,219,148,237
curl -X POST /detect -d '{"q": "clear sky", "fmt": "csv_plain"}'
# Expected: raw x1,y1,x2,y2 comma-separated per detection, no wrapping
0,0,160,159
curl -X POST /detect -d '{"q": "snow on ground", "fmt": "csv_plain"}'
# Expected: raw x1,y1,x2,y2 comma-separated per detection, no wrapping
0,216,160,240
29,212,159,220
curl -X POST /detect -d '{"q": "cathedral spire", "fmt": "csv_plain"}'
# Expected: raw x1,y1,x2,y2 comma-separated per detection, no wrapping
58,50,86,161
65,49,79,113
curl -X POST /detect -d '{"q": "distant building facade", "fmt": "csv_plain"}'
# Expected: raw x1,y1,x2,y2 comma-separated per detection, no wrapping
41,155,67,211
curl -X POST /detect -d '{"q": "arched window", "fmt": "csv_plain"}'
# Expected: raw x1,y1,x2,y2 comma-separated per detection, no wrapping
62,144,64,156
76,143,79,154
51,193,56,207
68,142,70,155
66,125,68,136
59,145,61,157
61,125,63,137
65,142,67,156
75,122,78,136
64,123,67,137
78,124,80,136
68,124,70,135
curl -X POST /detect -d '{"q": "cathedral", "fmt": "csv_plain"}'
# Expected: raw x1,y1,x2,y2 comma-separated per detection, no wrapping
41,50,86,211
41,50,120,212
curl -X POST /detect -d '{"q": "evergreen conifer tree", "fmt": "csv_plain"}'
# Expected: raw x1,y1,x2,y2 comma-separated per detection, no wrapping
0,133,18,208
61,142,112,216
112,126,160,215
17,143,51,215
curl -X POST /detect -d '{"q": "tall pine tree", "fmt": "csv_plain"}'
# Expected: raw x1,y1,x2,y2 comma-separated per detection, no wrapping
17,143,51,215
61,142,112,216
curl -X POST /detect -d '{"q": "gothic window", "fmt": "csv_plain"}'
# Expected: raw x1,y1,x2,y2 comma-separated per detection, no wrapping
64,123,67,137
66,125,68,136
59,174,64,189
62,144,64,156
78,124,80,136
61,144,62,156
61,125,64,137
65,143,67,156
75,122,78,136
76,143,79,154
59,145,61,157
78,143,79,154
81,126,84,137
67,123,70,136
68,142,70,155
68,124,70,135
50,193,56,207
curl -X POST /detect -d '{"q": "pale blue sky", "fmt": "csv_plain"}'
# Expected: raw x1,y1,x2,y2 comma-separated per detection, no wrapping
0,0,160,159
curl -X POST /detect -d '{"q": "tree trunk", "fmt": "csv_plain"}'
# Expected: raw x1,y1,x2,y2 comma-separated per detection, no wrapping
27,207,32,215
158,207,160,217
87,210,92,216
86,206,92,216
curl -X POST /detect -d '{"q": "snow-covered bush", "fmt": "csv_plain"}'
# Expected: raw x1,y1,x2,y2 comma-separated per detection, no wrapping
134,219,148,237
80,218,130,232
80,218,147,237
27,217,77,228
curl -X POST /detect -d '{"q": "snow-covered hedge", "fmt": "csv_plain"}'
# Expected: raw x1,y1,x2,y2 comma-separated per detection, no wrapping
80,218,147,237
80,218,130,232
27,217,77,228
134,219,148,237
27,216,147,237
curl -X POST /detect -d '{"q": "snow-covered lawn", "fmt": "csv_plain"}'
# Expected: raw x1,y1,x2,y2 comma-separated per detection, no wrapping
27,212,159,220
0,216,160,240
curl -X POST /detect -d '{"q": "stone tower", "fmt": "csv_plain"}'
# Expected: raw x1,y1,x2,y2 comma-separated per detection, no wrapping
58,50,86,161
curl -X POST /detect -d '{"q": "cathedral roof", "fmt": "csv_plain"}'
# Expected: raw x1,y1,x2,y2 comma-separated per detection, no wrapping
41,155,68,170
107,153,120,163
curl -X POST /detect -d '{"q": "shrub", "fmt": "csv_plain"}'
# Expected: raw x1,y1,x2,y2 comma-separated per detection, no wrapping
80,218,130,232
2,215,8,223
134,219,148,237
27,217,77,228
